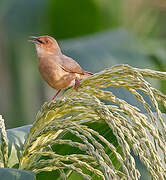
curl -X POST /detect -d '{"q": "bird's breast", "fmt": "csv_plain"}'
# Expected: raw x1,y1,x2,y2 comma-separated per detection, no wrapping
38,58,76,90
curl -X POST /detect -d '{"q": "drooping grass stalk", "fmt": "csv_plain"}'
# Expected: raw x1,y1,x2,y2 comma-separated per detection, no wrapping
17,64,166,179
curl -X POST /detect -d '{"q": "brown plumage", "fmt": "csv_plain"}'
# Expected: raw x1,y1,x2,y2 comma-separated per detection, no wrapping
29,35,93,100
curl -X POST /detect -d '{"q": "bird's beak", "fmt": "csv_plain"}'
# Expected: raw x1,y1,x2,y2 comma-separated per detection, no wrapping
28,36,40,43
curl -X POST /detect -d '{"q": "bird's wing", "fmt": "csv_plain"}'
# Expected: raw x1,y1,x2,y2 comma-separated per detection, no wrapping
58,55,84,74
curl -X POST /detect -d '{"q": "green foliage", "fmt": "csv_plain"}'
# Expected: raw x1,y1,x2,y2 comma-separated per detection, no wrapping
0,117,34,179
0,168,35,180
6,125,32,168
47,0,103,39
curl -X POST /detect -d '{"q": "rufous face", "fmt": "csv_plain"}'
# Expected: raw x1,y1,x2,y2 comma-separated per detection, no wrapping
29,36,60,55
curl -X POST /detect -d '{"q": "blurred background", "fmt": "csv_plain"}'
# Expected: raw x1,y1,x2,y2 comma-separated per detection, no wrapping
1,0,166,129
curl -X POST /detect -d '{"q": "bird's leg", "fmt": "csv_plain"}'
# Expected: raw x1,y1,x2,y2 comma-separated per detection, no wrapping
51,89,61,101
74,77,81,91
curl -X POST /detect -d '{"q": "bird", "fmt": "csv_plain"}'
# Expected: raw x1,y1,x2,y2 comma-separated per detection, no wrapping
29,35,93,101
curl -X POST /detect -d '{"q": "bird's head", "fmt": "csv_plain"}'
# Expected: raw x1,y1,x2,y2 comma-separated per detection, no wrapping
29,35,61,56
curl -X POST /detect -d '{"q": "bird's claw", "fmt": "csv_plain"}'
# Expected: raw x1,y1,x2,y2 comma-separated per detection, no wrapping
74,77,81,91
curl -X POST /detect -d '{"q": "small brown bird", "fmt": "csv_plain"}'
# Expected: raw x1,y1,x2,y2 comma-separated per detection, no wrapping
29,35,93,100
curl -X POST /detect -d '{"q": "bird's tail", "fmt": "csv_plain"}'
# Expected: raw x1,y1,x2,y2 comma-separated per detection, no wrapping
83,70,93,75
80,70,93,79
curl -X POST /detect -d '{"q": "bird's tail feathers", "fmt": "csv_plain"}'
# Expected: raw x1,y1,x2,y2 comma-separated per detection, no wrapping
83,70,93,75
80,70,93,80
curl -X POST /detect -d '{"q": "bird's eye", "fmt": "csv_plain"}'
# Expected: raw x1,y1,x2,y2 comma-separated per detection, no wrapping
45,40,49,43
37,38,43,44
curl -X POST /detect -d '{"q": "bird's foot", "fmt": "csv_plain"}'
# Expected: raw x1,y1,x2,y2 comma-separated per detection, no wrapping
51,89,62,101
47,89,62,105
74,77,81,91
